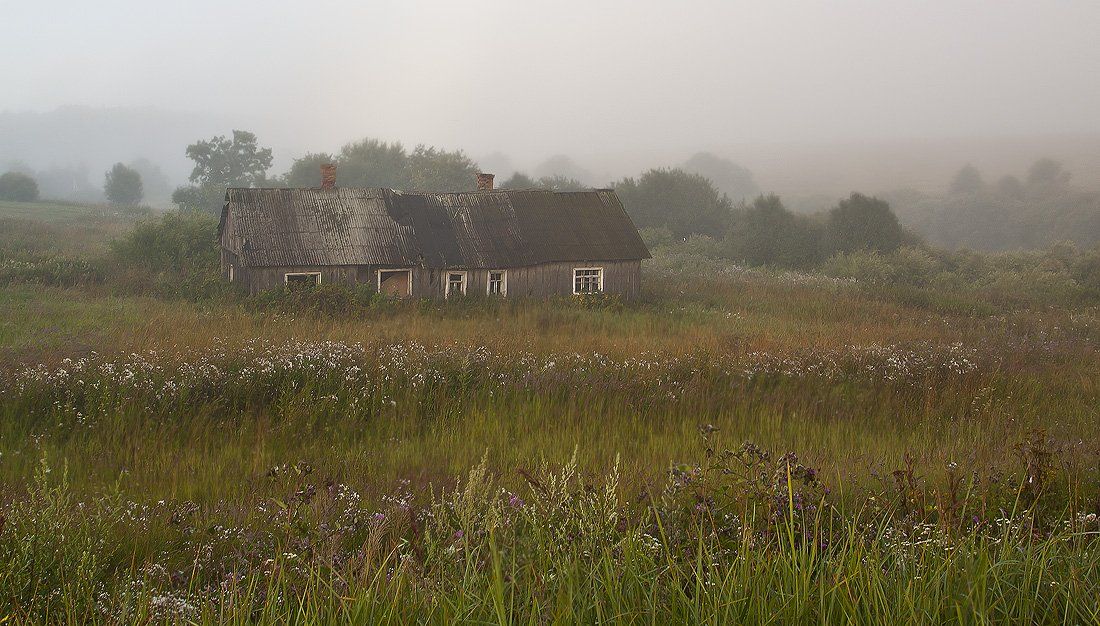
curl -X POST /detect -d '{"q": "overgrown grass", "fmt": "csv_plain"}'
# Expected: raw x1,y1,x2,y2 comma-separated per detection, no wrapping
1,207,1099,622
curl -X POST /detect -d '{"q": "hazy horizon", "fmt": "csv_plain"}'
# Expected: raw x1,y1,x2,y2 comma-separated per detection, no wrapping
3,1,1100,198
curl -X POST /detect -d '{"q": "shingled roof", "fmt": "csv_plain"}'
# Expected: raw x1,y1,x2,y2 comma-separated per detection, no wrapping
219,187,650,268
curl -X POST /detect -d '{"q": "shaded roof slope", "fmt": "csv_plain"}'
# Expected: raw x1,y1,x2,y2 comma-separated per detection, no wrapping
220,187,650,268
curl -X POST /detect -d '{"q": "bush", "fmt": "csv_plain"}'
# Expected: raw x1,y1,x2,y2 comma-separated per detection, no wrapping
252,283,389,316
98,210,231,300
823,192,910,255
823,244,1098,309
1071,246,1100,294
0,171,40,202
725,195,824,269
0,256,103,287
110,210,219,273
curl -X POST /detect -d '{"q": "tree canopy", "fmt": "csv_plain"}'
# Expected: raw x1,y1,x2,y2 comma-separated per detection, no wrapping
887,159,1100,251
497,172,587,191
274,138,481,192
336,139,410,188
407,145,479,191
173,130,273,213
104,163,143,205
823,193,908,255
725,195,823,269
948,164,985,195
281,153,337,188
681,152,759,201
498,172,539,189
615,168,732,237
0,171,39,202
185,130,273,188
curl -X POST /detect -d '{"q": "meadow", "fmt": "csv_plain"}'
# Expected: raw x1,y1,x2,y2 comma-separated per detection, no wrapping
0,200,1098,623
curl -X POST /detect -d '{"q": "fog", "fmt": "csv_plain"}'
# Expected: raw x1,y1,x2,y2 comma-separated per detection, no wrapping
3,0,1100,197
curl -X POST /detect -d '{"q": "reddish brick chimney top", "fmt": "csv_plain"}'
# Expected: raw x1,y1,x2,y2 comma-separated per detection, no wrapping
320,164,337,189
475,172,495,191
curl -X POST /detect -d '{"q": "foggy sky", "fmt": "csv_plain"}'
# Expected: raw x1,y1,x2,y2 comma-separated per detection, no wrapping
3,1,1100,192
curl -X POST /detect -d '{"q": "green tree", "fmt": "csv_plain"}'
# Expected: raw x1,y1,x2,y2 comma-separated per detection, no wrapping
0,171,39,202
173,130,272,213
104,163,144,205
497,173,587,191
185,130,273,188
171,185,226,214
281,152,337,187
681,152,759,200
726,194,823,268
336,139,410,188
537,175,587,191
1026,158,1071,190
408,145,479,191
823,193,909,255
948,164,985,195
614,168,732,237
499,172,539,189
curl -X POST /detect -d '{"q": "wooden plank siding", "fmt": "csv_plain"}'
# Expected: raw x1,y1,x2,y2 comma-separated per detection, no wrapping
234,260,641,299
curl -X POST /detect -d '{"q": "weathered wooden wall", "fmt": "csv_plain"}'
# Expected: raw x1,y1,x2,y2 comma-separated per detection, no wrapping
231,260,642,299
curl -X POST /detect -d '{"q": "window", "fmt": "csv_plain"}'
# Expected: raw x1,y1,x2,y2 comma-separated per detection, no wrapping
228,264,234,282
285,272,321,286
487,270,507,296
378,269,412,296
573,267,603,294
446,271,467,298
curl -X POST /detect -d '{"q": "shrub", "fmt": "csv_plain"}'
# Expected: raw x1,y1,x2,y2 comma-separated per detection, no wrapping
110,210,219,273
824,244,1099,309
1071,246,1100,294
0,256,103,287
252,283,388,316
0,171,40,202
823,192,910,255
725,195,824,269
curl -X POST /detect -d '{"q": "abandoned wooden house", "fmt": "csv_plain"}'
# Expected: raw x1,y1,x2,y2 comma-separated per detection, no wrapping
218,167,650,298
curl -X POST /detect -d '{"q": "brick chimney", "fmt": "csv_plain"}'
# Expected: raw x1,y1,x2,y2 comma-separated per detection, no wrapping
475,172,495,191
320,163,337,189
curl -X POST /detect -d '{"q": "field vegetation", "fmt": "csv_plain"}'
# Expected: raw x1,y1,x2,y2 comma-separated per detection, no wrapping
0,201,1098,623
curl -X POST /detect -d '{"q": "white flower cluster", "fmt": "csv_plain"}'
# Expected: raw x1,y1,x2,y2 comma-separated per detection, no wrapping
1,338,983,414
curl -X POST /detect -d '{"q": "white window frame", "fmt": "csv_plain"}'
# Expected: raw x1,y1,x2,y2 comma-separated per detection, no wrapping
284,272,321,286
228,264,235,282
377,268,414,296
572,267,604,294
445,270,468,298
486,270,507,296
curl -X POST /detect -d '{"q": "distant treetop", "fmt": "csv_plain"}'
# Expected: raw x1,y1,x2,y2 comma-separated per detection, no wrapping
0,171,39,202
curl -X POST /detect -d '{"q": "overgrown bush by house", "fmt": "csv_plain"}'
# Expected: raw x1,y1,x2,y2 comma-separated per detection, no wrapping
109,210,219,273
822,244,1100,308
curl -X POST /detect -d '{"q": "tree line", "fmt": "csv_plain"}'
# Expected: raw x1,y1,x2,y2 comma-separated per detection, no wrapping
161,129,909,267
0,159,171,206
9,128,1093,267
887,159,1100,251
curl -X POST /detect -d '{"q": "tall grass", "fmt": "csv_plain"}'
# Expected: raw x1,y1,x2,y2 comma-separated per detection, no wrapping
1,208,1099,622
1,440,1097,623
0,326,1097,622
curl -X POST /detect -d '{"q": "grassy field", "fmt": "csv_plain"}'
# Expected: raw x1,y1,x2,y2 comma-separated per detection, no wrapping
0,206,1098,623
